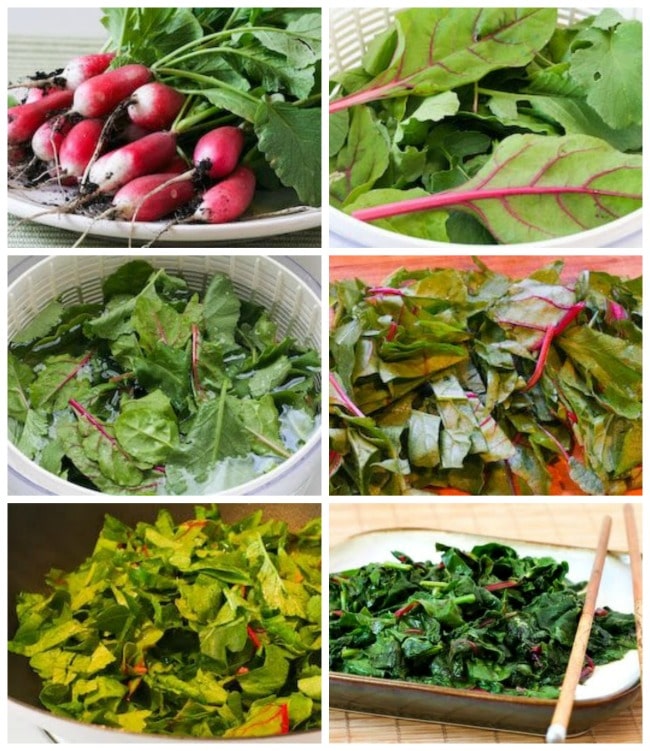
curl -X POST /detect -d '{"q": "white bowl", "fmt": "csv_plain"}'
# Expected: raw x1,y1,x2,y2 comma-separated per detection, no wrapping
7,255,322,496
329,7,642,248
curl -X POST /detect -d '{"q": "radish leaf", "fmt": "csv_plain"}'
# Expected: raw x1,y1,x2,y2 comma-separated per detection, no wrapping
255,101,321,205
568,15,642,129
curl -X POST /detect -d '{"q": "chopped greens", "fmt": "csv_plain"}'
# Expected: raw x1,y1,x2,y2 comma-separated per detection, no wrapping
8,260,320,495
329,259,642,495
329,8,642,243
330,542,637,698
9,506,322,738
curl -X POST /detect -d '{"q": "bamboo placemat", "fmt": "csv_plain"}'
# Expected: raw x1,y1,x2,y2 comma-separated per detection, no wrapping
8,36,321,249
329,503,642,744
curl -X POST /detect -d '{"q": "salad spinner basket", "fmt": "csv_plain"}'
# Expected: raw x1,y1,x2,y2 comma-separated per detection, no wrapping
329,7,642,248
7,255,321,496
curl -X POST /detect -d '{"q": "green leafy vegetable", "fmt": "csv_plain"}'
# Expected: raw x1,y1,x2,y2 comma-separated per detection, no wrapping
329,259,642,495
329,8,642,244
348,134,641,244
101,7,322,206
330,542,637,697
330,8,558,112
9,262,320,495
9,506,321,737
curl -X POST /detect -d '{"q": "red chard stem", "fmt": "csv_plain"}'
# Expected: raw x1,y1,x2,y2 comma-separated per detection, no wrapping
329,372,365,417
69,398,118,446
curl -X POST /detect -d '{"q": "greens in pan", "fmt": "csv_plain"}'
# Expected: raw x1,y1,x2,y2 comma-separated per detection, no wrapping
9,506,322,737
8,260,320,494
330,542,636,698
329,259,642,495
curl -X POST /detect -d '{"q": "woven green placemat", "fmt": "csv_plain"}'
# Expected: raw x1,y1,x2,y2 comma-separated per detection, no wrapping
8,36,322,250
8,214,322,249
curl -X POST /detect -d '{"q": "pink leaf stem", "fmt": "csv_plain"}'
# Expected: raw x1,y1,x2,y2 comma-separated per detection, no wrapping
69,398,118,446
606,300,628,323
386,321,398,341
351,186,637,223
537,424,571,463
329,450,343,477
484,580,519,592
191,323,205,398
551,301,586,337
366,286,407,297
579,654,595,682
523,326,554,391
329,372,365,417
524,302,586,388
394,601,419,618
59,351,93,389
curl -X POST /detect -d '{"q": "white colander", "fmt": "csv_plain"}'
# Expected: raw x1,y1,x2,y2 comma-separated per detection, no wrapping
329,7,642,248
8,255,321,496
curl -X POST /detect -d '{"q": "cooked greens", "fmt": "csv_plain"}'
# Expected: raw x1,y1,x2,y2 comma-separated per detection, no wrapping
329,259,642,495
9,506,322,738
330,542,636,698
8,260,320,495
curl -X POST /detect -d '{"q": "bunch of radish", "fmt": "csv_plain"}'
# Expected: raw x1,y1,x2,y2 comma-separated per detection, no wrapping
8,53,256,225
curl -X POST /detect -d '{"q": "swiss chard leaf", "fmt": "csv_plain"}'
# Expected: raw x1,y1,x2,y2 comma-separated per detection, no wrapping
350,134,642,244
330,543,636,696
9,263,320,496
9,507,321,736
114,390,180,465
330,258,642,496
330,8,558,111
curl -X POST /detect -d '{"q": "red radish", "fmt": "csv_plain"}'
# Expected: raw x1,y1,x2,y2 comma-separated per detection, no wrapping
193,165,256,223
166,154,191,174
86,131,177,194
24,88,46,103
31,116,74,162
127,82,185,131
58,118,105,178
11,53,115,92
132,126,247,205
60,53,116,90
8,89,74,144
192,126,245,179
72,64,152,118
119,122,152,144
111,172,195,221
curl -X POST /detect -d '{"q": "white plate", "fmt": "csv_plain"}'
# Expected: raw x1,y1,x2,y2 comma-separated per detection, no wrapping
8,184,321,244
330,527,639,702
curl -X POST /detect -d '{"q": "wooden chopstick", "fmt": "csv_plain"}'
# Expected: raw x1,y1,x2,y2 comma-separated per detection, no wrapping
545,515,612,744
623,503,643,679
